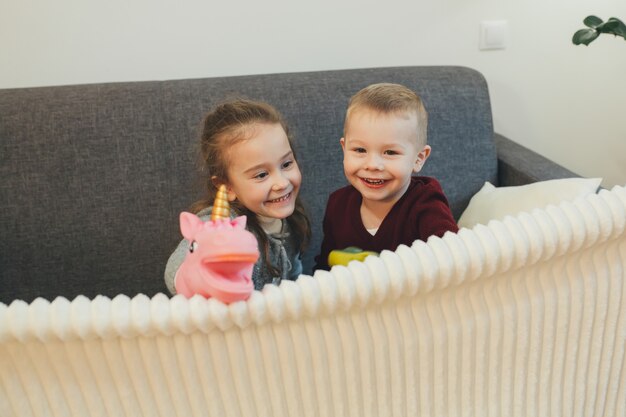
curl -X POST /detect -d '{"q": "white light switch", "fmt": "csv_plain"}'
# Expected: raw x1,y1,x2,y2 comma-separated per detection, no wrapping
479,20,508,50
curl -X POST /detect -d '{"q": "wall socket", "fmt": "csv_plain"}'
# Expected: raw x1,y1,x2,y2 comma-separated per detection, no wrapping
479,20,509,50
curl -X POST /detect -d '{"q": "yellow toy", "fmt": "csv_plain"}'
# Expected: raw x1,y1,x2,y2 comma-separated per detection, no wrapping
328,246,379,267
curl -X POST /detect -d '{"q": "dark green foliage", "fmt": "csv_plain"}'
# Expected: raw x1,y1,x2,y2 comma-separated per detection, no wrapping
573,16,626,46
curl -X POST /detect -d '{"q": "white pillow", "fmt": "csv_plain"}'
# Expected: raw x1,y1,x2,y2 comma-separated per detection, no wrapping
458,177,602,228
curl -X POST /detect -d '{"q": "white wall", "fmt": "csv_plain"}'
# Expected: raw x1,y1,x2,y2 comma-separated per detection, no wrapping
2,0,625,186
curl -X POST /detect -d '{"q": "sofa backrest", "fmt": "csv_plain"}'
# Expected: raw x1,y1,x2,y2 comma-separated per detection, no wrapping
0,66,497,304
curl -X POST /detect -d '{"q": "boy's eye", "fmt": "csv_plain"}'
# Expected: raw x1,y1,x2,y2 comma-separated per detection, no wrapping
353,148,366,153
384,150,399,155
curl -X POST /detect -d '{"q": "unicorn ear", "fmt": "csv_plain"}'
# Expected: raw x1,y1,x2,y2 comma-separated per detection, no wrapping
180,212,203,240
232,215,247,229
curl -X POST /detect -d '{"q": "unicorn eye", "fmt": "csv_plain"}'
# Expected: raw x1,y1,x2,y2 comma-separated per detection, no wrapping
189,241,198,253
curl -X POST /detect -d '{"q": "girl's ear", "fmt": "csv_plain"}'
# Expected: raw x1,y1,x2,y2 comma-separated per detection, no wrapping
226,187,237,202
211,176,237,202
413,145,431,173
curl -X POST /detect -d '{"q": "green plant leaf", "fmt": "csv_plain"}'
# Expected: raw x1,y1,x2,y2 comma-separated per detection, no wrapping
601,19,620,33
607,18,626,37
583,15,603,28
574,15,626,45
573,28,599,45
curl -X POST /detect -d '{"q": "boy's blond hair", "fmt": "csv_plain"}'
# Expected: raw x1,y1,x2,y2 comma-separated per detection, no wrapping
345,83,428,147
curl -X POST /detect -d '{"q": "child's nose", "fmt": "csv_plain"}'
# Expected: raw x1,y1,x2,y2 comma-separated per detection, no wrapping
272,175,289,191
365,154,384,170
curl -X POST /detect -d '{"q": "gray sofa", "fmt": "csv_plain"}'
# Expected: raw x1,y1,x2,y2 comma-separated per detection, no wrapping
0,66,577,305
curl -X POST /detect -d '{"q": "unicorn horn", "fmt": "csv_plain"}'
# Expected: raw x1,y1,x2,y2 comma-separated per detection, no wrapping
211,184,230,220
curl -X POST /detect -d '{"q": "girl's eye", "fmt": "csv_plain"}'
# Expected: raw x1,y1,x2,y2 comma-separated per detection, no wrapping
282,160,294,169
253,172,269,180
189,241,198,253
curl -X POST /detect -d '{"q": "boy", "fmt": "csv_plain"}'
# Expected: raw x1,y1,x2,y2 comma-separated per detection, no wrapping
314,83,458,270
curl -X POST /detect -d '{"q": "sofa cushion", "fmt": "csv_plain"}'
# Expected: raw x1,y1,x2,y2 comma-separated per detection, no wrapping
457,177,602,228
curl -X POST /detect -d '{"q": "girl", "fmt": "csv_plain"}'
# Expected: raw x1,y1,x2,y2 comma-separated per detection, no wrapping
164,98,311,294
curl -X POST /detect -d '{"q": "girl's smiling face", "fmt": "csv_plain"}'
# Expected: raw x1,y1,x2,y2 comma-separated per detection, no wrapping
224,123,301,220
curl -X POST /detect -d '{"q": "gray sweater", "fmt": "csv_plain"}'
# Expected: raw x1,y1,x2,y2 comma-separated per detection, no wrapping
164,207,303,295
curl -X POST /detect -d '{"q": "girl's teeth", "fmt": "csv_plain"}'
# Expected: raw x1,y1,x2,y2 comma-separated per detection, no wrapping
270,193,289,203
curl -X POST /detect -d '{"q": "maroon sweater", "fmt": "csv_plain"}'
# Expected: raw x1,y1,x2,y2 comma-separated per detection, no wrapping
314,176,459,270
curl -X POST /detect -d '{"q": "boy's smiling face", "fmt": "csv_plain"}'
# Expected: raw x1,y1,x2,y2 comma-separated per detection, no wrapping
341,109,430,206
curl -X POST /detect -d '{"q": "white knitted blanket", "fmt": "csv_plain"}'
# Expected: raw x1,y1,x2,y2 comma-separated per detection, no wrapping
2,186,625,417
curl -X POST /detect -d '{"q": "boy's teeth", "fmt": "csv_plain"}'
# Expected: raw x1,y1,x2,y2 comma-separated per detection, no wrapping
365,178,384,185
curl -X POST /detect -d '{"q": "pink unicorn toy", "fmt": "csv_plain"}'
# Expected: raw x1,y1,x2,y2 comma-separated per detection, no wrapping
175,185,259,303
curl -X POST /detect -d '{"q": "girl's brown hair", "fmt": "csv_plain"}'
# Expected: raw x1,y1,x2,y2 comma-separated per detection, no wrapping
191,98,310,277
